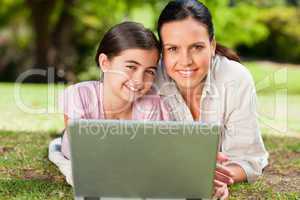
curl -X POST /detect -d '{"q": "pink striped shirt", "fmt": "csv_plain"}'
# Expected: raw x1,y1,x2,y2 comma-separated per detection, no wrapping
59,81,171,158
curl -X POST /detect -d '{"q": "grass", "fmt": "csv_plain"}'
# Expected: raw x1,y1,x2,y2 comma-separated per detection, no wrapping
229,134,300,199
0,180,72,200
0,130,72,200
243,61,300,134
244,60,300,95
0,61,299,199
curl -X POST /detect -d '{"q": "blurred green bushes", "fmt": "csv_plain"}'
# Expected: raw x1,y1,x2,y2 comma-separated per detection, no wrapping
202,0,269,48
0,0,299,83
238,6,300,63
258,6,300,63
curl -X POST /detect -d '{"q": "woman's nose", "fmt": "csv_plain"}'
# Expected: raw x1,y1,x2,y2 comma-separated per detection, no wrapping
179,50,192,66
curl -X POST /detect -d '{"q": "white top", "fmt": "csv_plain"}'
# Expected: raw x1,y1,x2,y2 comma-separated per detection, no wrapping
155,54,269,183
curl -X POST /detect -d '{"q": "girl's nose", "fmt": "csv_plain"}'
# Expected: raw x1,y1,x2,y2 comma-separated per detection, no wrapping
129,78,144,90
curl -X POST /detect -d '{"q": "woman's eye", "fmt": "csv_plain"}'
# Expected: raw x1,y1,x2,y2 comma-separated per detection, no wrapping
167,47,177,52
193,45,203,51
146,70,156,76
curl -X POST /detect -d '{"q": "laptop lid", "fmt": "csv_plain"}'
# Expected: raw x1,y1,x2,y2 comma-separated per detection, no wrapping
68,119,220,199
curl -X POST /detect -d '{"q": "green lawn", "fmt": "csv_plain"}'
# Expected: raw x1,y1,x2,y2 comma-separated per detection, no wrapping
0,61,299,199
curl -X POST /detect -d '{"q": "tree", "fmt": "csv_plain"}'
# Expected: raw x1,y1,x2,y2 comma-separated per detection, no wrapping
1,0,166,83
201,0,269,48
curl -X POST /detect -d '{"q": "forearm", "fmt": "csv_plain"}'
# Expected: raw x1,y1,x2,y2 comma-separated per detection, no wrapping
225,163,247,183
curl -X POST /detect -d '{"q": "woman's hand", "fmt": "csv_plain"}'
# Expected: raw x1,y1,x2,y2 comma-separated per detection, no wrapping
214,152,234,186
212,152,233,199
215,152,248,184
213,182,229,200
213,153,232,200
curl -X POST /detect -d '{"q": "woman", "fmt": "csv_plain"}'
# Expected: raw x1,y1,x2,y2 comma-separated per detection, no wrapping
155,0,269,195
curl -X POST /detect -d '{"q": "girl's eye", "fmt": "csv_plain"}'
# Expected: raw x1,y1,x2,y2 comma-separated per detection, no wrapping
126,65,136,70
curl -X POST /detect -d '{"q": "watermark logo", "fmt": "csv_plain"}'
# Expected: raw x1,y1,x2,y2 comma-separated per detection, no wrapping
255,67,288,133
12,66,289,135
76,120,220,140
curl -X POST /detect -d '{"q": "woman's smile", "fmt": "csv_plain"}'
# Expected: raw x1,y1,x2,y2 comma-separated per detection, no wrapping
176,68,199,78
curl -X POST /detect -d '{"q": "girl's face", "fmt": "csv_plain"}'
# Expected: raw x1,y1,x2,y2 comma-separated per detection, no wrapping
160,17,216,92
99,48,159,102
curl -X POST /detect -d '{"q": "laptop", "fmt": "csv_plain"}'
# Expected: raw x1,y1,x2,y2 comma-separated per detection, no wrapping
68,119,220,200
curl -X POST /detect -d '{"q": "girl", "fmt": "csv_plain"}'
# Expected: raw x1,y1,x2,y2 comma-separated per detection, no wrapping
49,21,170,185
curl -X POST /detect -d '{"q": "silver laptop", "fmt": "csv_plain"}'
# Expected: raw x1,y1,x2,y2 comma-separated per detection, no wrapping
68,119,220,200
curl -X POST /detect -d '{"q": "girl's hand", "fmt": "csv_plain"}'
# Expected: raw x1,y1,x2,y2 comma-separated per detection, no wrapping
215,152,235,185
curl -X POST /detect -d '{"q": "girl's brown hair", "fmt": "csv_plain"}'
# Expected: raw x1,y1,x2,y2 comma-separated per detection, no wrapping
95,21,161,66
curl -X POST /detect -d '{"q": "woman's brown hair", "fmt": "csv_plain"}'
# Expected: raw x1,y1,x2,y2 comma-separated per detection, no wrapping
157,0,240,62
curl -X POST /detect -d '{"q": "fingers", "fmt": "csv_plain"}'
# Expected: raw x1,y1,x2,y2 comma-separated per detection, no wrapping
220,186,229,200
216,163,235,178
213,184,229,200
214,179,225,187
215,170,234,185
214,152,232,200
213,185,225,199
217,152,229,163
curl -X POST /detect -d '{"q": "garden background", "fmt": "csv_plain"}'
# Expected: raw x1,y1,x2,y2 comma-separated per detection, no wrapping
0,0,300,199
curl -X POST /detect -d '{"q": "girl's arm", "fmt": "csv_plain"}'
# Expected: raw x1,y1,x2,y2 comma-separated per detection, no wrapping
61,114,71,159
64,114,69,127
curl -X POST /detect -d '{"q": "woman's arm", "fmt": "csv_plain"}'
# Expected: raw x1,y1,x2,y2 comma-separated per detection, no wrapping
225,163,247,183
215,152,247,183
221,63,269,183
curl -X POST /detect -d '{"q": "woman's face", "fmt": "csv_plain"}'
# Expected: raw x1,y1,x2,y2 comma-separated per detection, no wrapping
160,17,216,91
99,48,159,103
